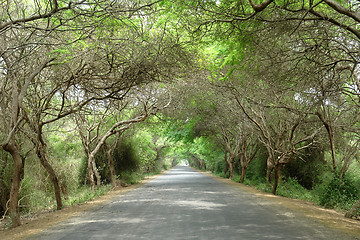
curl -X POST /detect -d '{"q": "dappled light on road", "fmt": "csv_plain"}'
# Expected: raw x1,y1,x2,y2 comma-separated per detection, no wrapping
27,166,358,240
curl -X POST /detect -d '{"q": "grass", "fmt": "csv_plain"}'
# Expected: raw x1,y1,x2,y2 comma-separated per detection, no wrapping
63,185,112,207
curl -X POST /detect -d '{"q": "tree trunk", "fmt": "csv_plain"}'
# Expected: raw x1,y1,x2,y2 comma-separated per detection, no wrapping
223,151,229,175
36,144,63,210
339,154,353,179
91,159,101,188
224,161,228,175
227,157,234,179
316,112,336,171
3,142,23,227
266,156,274,184
240,166,247,183
88,154,96,192
106,149,117,187
201,160,207,170
272,164,280,195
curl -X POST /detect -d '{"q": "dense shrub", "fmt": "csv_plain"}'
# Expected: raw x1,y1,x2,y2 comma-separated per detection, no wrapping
276,177,314,201
78,138,140,185
285,145,325,189
316,173,359,210
244,147,268,182
214,158,226,175
114,139,141,175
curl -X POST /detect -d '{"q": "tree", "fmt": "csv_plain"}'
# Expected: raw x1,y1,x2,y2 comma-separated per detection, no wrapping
0,0,190,227
76,99,149,192
0,36,55,225
238,123,259,183
208,34,323,194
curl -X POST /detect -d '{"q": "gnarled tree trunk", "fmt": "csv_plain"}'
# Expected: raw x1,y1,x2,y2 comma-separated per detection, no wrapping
2,141,23,227
316,112,336,171
106,150,117,187
272,164,280,195
105,133,121,187
266,156,274,184
35,143,63,210
88,154,97,192
240,166,247,183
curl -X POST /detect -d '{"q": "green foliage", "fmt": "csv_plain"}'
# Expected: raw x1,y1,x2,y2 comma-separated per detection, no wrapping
215,171,229,179
243,177,272,193
214,159,227,175
276,178,314,201
132,130,157,173
315,173,359,210
244,147,268,181
114,137,141,175
165,118,200,143
188,136,223,170
284,144,326,189
18,177,54,213
118,171,143,185
64,185,111,207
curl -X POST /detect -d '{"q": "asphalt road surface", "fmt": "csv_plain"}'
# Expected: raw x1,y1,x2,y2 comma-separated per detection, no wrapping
28,166,359,240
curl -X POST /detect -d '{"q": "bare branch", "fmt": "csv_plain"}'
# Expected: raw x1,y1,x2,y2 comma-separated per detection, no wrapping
323,0,360,23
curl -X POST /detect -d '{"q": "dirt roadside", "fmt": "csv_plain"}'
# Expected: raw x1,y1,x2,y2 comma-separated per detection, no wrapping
1,170,360,240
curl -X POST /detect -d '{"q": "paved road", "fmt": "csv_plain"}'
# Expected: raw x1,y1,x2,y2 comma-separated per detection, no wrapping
28,166,359,240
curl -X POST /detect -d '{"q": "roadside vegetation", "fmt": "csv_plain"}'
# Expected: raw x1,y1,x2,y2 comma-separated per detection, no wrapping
1,0,360,229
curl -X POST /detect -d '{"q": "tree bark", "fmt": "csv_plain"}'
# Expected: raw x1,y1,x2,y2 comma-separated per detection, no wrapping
316,112,336,171
106,150,117,187
266,156,274,184
35,143,63,210
228,162,234,179
2,142,23,227
105,133,121,187
227,155,235,179
91,158,101,188
272,164,280,195
88,154,96,192
240,166,247,183
223,151,229,175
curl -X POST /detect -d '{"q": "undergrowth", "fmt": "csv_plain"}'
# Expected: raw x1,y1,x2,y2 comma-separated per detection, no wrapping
63,185,112,207
214,170,360,212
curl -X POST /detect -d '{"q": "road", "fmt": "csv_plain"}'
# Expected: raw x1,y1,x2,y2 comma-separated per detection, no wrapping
28,166,359,240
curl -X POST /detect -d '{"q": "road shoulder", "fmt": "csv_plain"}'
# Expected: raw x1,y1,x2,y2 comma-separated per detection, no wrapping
0,173,163,240
199,169,360,239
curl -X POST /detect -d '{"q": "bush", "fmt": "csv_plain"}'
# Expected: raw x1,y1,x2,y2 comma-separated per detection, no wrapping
214,159,226,175
245,147,267,181
284,144,325,189
78,137,141,186
64,185,111,206
232,173,241,183
276,177,314,201
315,173,359,210
243,178,271,192
114,139,141,175
215,171,228,179
118,171,142,185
